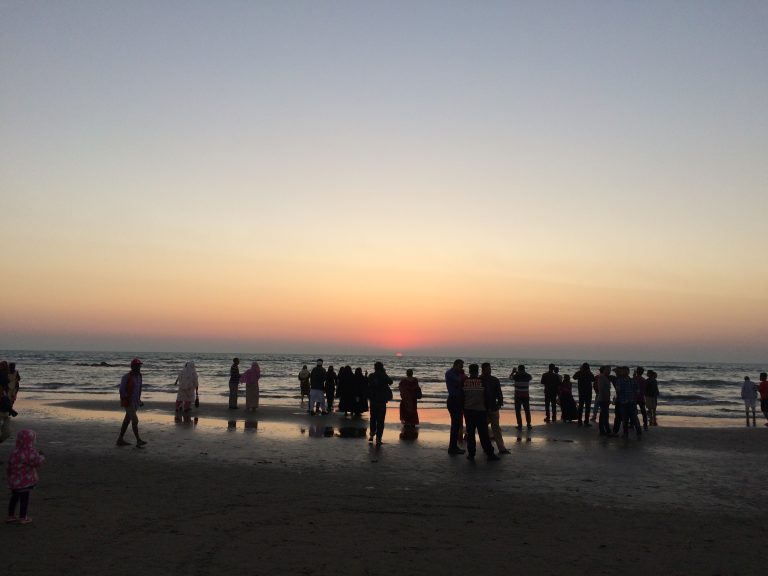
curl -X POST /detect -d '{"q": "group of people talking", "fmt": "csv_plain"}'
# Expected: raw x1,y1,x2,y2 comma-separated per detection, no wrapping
445,360,662,461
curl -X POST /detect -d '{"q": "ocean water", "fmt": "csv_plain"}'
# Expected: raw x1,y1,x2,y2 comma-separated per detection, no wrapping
2,350,764,421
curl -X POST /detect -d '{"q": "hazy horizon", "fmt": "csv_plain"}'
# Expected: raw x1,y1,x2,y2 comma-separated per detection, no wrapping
3,1,766,364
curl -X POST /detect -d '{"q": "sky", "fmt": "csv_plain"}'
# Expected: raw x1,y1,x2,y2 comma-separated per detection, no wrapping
1,1,766,362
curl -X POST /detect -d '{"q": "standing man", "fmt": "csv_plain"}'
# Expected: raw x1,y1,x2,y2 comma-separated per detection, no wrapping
573,362,595,427
445,359,466,454
482,362,509,454
616,366,642,439
634,367,649,431
228,357,240,410
541,363,560,423
309,359,328,415
117,358,147,447
596,365,613,436
462,364,499,461
510,364,533,430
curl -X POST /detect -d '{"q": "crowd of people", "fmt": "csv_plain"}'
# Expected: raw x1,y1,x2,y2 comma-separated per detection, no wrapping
2,355,767,524
111,357,768,452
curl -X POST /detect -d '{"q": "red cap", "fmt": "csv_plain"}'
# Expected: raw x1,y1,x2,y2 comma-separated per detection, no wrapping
130,357,142,366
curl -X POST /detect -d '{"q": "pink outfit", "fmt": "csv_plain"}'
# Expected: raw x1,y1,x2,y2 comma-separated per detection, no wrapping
240,362,261,410
7,430,45,491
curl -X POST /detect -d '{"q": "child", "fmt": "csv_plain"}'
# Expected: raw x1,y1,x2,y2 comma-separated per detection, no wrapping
7,429,45,524
741,377,757,427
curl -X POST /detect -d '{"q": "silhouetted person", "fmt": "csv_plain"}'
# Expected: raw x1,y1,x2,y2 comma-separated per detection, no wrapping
645,370,659,426
616,366,642,439
634,367,649,431
325,365,337,413
337,365,356,416
462,364,499,462
482,362,509,454
353,367,369,416
541,363,560,423
445,359,466,454
297,364,311,403
741,376,758,427
596,365,613,436
367,361,393,445
573,363,594,427
309,359,327,415
116,358,147,447
398,369,421,430
228,358,240,409
510,364,532,430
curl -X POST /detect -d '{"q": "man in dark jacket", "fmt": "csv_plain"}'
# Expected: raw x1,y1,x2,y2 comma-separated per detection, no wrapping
482,362,509,454
573,362,595,427
309,359,328,415
541,363,560,423
367,361,393,445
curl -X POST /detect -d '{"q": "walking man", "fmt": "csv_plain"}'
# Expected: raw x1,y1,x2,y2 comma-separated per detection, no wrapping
117,358,147,447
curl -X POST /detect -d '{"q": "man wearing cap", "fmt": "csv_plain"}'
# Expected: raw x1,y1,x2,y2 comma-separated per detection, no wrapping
117,358,147,446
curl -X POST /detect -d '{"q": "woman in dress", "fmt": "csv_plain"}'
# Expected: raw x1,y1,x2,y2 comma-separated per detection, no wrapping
337,366,356,417
559,374,578,422
174,361,199,412
239,361,261,412
398,369,421,428
352,367,369,417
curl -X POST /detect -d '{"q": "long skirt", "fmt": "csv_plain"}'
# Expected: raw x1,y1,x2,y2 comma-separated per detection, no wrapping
246,382,260,410
560,393,578,421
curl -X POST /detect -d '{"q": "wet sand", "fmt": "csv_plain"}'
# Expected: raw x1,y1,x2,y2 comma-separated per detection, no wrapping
3,398,767,575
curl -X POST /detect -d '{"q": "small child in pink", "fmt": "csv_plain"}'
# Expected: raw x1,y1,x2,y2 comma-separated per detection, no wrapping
6,429,45,524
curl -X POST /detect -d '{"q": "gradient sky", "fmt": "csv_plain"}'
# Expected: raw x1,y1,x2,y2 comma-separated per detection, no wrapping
1,1,766,361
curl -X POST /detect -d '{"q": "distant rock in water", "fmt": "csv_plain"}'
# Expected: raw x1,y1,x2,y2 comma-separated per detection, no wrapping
75,362,116,367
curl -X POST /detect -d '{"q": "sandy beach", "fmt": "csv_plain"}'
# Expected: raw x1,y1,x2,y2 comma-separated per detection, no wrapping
2,398,767,576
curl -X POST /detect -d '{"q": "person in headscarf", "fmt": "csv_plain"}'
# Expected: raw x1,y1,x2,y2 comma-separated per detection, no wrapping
324,365,338,413
352,367,368,416
399,369,421,428
174,361,199,412
336,366,356,417
240,361,261,412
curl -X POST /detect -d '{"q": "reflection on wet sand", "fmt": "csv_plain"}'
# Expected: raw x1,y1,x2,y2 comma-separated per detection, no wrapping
227,420,259,432
516,430,532,443
301,423,368,438
174,414,199,426
399,424,419,441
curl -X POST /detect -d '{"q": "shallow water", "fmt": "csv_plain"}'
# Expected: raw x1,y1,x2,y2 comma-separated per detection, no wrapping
2,349,765,421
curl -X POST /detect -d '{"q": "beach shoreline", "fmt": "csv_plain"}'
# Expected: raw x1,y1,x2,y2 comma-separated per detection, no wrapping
2,398,767,575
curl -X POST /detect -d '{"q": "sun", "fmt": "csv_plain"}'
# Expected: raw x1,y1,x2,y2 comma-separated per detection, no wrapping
395,352,403,357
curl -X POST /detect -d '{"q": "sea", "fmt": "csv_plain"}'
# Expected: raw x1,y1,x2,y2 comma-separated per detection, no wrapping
1,350,764,421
